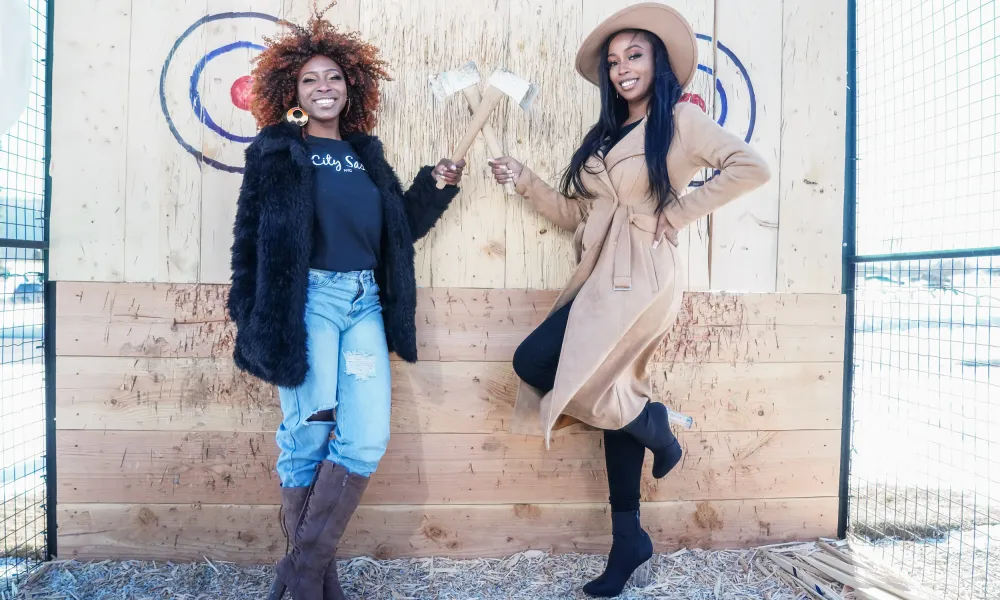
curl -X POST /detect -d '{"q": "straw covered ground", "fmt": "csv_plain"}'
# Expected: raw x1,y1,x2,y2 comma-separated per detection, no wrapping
14,547,808,600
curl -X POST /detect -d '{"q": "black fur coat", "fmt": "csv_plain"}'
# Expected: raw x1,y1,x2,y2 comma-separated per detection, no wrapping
227,122,458,388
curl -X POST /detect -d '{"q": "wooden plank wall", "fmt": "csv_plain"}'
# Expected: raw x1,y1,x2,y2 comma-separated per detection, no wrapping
49,0,848,562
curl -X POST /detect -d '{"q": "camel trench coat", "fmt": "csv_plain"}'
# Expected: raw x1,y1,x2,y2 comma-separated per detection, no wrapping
510,102,771,446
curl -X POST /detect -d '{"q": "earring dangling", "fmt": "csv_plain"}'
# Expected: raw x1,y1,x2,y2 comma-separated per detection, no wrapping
343,96,352,116
286,107,308,127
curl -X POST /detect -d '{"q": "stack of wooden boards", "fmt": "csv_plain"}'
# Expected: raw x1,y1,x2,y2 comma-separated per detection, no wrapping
761,540,938,600
56,285,844,561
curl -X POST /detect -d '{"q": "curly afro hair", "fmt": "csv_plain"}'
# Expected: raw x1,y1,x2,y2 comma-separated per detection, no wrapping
249,1,391,133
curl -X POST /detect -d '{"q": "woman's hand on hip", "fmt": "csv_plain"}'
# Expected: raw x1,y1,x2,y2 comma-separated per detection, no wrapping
433,159,466,187
652,212,674,249
488,157,524,187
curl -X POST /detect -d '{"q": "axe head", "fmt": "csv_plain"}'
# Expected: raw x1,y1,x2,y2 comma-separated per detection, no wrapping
428,61,481,102
487,68,539,111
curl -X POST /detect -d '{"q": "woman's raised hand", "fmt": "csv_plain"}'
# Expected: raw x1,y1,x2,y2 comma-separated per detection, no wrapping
433,158,467,187
488,157,524,188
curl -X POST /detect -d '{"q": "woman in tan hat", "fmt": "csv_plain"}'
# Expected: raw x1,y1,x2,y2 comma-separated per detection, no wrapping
489,3,770,596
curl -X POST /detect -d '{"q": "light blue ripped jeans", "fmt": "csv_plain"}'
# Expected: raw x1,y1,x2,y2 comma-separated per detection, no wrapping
276,269,392,488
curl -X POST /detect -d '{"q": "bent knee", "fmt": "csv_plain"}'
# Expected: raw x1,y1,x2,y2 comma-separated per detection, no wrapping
338,437,389,474
512,342,535,381
337,423,390,467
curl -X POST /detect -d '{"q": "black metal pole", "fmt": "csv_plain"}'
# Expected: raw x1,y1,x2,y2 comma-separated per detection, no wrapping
838,0,858,541
43,0,58,561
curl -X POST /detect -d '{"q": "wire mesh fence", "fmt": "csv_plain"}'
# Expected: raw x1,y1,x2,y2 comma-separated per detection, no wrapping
850,257,999,598
0,0,51,594
848,1,1000,599
855,0,1000,256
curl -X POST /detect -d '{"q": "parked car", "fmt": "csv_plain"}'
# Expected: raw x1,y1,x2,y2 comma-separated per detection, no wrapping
10,281,41,304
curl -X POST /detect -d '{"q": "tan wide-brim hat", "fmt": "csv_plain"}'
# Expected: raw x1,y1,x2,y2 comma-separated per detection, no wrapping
576,2,698,88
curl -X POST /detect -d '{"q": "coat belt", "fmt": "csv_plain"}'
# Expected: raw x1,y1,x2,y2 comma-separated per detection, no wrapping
613,209,667,292
613,214,633,291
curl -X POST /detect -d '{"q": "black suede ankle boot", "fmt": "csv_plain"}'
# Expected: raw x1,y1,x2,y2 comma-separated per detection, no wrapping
582,510,653,597
622,402,683,479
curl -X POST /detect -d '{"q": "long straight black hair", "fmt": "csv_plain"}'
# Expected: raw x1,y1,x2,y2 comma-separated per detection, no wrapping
560,29,685,214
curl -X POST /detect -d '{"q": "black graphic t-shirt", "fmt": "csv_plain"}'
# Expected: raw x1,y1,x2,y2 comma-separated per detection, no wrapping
306,136,383,273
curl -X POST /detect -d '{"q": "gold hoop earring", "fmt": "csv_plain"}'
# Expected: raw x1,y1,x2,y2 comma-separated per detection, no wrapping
286,107,308,127
343,96,352,116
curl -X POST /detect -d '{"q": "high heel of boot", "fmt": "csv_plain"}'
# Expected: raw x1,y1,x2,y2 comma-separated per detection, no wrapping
267,575,287,600
582,511,654,598
631,556,653,588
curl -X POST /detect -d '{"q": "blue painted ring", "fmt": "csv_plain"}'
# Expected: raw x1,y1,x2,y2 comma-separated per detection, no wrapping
190,40,265,144
159,12,279,174
689,34,757,187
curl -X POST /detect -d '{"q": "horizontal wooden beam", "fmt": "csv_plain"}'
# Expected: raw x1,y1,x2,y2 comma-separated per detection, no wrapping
57,429,839,505
58,497,838,562
56,283,844,361
58,357,842,433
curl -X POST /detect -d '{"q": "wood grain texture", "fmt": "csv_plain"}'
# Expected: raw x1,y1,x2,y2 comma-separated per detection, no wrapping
358,0,510,288
651,323,843,364
49,0,132,282
57,429,839,505
282,0,360,29
652,361,842,431
58,357,841,433
199,0,283,284
777,0,847,293
709,0,782,293
54,282,844,325
55,282,844,360
58,497,838,562
503,0,582,290
124,0,207,283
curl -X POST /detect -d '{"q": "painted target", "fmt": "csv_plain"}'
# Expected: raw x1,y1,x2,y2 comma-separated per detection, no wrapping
682,34,757,187
160,12,280,174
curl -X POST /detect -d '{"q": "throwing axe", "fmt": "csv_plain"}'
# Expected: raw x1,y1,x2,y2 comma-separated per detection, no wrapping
431,66,538,190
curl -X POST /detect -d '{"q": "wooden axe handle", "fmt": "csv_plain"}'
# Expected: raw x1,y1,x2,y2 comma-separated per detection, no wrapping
461,86,515,195
436,86,505,189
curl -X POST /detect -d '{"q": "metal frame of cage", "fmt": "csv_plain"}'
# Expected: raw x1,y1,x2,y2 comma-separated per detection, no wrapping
0,0,56,587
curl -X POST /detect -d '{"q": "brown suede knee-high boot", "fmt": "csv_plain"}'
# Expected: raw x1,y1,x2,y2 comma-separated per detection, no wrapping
280,487,309,551
268,461,368,600
280,486,344,599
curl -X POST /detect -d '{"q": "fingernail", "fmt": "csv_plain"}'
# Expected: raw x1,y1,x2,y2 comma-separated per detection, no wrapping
652,240,660,249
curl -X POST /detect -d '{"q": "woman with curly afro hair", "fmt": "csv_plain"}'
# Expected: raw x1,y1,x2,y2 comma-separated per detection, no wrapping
226,6,466,599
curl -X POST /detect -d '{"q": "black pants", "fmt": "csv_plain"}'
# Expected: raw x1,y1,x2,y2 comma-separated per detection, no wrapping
513,300,644,512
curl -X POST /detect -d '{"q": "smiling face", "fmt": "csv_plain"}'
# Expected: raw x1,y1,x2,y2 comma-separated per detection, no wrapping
296,54,349,123
606,31,656,104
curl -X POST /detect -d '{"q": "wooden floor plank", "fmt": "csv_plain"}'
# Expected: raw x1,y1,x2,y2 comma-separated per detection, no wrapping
58,357,841,433
57,430,839,505
57,497,838,562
